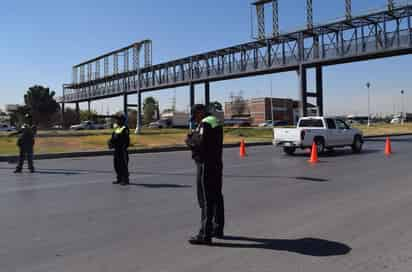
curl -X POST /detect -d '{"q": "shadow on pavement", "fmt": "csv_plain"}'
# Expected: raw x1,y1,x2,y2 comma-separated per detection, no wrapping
212,236,351,257
365,138,412,143
128,183,192,188
0,167,328,183
33,170,81,176
291,149,380,158
0,167,81,176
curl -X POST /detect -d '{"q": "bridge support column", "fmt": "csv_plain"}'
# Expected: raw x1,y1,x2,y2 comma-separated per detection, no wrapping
136,91,142,134
75,102,80,122
298,65,308,117
316,65,324,116
87,100,91,118
189,83,195,129
123,94,128,118
61,103,65,127
205,81,210,106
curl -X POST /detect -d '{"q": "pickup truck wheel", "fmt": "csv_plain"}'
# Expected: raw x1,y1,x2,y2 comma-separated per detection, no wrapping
352,135,363,153
315,138,325,154
283,147,296,155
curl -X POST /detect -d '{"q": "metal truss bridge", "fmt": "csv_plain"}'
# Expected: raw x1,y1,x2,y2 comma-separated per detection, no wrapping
60,1,412,130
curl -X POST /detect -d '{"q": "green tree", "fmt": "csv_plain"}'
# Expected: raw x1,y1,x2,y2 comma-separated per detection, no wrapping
61,108,79,128
127,109,137,129
24,85,60,128
9,105,30,127
143,97,157,125
79,110,98,122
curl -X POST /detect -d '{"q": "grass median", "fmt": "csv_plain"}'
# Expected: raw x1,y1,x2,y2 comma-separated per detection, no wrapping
0,128,272,156
0,124,411,156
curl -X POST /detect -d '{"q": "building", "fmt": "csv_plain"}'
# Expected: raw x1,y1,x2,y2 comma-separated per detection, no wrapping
225,97,317,125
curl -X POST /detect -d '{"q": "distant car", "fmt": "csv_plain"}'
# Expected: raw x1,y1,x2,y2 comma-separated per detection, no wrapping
224,119,251,127
52,125,63,130
148,120,169,129
258,120,289,127
70,121,105,130
273,120,289,127
390,118,402,124
0,124,17,132
258,121,271,127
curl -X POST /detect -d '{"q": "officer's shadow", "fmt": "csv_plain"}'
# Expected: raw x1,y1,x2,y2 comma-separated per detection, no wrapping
128,183,192,189
211,236,351,257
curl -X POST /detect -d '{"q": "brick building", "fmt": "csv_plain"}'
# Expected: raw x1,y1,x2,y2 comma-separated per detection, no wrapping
225,97,316,125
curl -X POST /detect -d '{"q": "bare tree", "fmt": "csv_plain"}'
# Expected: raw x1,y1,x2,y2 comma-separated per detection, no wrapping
230,91,247,117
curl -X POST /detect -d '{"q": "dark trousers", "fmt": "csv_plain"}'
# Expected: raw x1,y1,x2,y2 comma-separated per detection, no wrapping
114,149,129,183
16,149,34,170
196,162,224,239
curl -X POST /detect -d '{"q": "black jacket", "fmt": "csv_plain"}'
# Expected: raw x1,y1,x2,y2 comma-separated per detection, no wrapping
109,126,130,151
16,124,36,150
185,115,223,164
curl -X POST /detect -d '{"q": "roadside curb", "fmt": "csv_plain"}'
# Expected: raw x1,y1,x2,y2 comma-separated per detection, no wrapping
363,133,412,139
0,142,272,162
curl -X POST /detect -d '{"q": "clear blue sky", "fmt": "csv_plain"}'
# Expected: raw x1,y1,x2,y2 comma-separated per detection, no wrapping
1,0,411,116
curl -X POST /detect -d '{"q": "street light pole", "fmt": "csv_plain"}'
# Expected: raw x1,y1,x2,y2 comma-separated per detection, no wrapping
366,82,371,127
401,90,405,125
270,76,274,128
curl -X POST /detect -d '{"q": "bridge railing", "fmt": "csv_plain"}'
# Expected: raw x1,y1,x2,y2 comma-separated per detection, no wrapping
61,12,412,103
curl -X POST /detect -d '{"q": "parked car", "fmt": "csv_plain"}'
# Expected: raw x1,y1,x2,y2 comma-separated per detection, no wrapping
0,124,17,132
258,120,289,127
390,117,402,124
258,121,271,127
70,121,105,130
224,119,251,127
148,120,169,129
273,117,363,155
52,125,63,130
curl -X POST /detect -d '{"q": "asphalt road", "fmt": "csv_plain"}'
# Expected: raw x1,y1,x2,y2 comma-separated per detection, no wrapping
1,137,412,272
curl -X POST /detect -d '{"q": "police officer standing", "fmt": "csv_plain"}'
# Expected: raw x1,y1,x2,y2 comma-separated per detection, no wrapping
13,114,37,173
185,104,225,245
108,114,130,186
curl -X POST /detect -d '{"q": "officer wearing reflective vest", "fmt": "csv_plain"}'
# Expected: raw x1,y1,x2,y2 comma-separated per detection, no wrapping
185,104,224,245
12,114,37,173
108,114,130,186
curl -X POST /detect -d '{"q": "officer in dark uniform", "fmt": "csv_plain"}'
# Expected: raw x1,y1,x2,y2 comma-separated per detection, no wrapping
13,114,36,173
185,104,225,245
108,114,130,186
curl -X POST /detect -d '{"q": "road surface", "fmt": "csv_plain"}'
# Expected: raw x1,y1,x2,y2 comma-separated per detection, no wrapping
1,137,412,272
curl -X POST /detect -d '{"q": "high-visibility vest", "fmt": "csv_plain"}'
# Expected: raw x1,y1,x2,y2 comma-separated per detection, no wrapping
114,126,126,134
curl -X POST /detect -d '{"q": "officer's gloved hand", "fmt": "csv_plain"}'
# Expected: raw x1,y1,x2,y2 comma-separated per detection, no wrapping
107,139,114,150
185,133,193,147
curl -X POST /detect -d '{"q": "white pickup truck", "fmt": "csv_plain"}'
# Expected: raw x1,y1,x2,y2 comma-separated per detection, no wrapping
273,117,363,155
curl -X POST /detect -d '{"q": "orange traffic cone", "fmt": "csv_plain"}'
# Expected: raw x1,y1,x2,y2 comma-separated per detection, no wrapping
385,137,392,156
308,142,319,164
240,139,246,158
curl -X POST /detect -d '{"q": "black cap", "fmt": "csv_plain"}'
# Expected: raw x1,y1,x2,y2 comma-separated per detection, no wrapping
114,113,126,123
191,104,206,116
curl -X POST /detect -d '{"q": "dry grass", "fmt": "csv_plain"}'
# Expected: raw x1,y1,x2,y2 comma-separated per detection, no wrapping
1,124,410,155
353,123,412,136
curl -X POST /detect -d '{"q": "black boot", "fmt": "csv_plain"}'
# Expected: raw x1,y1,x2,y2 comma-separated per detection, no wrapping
188,235,212,245
14,168,22,173
213,230,224,239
